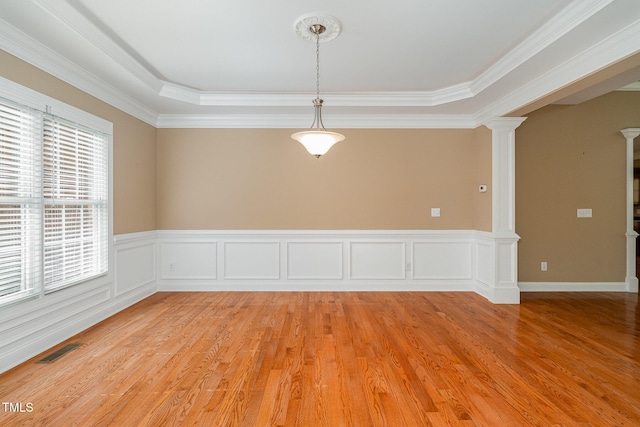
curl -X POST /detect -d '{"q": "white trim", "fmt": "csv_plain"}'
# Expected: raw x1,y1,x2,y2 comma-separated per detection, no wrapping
621,128,640,293
31,0,163,93
154,113,479,129
5,226,636,374
0,19,158,126
160,86,477,108
0,2,631,129
0,230,157,374
519,282,628,292
0,77,116,307
476,18,640,123
470,0,614,98
475,281,521,304
115,233,157,296
0,75,112,133
286,241,344,280
113,230,157,245
22,0,613,112
477,119,526,304
156,230,482,293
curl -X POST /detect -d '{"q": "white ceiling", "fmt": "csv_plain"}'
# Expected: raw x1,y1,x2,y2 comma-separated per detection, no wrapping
0,0,639,128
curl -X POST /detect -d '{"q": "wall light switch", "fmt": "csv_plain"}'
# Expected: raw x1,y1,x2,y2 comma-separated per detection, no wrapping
431,208,441,217
577,208,592,218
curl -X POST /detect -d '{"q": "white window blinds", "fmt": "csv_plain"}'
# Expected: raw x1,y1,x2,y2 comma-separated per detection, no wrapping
0,92,110,305
0,100,42,302
43,115,108,292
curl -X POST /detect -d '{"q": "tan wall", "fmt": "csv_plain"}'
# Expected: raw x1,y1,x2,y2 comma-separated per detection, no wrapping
516,91,640,282
0,50,493,234
0,51,157,234
157,128,490,230
473,126,492,232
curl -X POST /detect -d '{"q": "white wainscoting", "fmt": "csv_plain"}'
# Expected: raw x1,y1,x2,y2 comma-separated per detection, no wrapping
224,242,281,280
157,230,480,292
0,231,157,374
287,242,343,280
6,227,631,374
159,241,217,280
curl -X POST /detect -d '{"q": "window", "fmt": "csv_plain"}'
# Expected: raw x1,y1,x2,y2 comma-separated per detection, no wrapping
42,115,109,293
0,86,111,306
0,100,42,302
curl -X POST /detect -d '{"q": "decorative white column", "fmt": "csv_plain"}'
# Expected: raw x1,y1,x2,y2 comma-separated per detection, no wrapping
478,117,527,304
621,128,640,293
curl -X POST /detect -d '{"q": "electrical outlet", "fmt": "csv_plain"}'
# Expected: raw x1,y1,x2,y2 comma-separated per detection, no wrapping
541,261,547,271
406,262,411,272
431,208,441,217
169,263,175,272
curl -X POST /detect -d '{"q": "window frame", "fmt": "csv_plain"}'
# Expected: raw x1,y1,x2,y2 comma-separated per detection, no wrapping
0,76,113,307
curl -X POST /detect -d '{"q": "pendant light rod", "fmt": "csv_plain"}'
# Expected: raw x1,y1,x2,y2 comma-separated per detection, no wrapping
311,24,326,132
311,24,325,103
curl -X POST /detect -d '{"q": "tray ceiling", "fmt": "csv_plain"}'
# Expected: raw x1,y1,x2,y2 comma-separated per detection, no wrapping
0,0,639,127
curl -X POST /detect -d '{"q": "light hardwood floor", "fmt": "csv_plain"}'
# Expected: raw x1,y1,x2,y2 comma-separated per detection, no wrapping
1,291,639,426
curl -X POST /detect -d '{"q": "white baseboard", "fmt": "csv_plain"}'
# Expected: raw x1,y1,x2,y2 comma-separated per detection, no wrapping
519,282,628,292
158,281,475,292
475,282,521,304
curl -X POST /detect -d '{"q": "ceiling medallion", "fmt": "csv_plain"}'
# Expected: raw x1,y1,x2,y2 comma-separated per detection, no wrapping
293,13,342,43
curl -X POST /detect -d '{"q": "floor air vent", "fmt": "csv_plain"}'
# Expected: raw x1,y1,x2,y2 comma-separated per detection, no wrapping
36,343,82,364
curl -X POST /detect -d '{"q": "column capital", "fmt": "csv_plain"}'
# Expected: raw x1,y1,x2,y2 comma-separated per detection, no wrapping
484,117,527,132
621,128,640,140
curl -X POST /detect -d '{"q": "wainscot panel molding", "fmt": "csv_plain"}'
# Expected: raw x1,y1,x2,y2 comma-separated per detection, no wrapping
157,230,484,293
0,231,157,374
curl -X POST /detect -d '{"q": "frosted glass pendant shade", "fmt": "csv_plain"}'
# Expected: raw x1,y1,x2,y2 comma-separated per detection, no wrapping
291,130,345,158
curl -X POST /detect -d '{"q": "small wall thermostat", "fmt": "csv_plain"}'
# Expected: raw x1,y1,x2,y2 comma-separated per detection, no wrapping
479,185,488,193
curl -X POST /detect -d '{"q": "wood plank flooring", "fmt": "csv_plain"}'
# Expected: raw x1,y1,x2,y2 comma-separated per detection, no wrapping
1,291,639,426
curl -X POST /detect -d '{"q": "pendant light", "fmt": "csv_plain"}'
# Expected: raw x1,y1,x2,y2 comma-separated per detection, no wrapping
291,17,345,159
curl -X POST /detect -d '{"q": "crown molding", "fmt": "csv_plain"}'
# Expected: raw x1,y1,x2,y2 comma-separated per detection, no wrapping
474,17,640,123
0,0,634,130
155,113,478,129
159,83,476,107
104,0,615,109
32,0,163,93
0,19,158,126
470,0,615,96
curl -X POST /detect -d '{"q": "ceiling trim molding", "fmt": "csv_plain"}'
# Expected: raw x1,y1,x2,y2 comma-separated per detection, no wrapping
159,82,475,107
470,0,615,96
475,17,640,123
32,0,163,93
155,113,478,129
0,2,635,130
23,0,617,110
0,18,158,126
